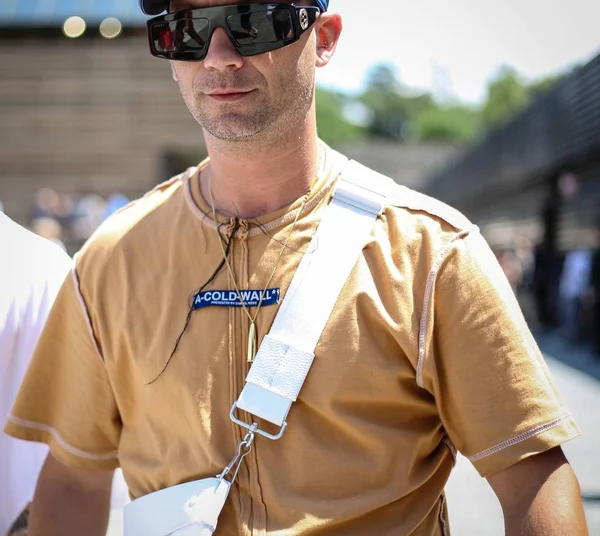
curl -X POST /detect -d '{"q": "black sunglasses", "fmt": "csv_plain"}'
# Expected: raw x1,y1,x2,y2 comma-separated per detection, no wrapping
147,3,321,62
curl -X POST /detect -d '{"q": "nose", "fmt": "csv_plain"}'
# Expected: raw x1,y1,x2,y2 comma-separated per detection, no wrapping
203,28,244,71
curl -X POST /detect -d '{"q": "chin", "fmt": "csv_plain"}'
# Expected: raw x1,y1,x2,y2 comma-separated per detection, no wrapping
201,116,272,143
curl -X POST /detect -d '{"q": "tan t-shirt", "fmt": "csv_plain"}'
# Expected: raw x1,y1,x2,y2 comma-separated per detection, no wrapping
5,145,579,535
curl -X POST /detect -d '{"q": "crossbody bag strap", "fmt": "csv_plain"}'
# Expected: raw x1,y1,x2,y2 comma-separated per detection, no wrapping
232,160,393,436
121,161,393,536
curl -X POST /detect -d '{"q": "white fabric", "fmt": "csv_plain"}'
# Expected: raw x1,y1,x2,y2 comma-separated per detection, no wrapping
121,478,230,536
236,382,293,427
236,161,391,426
245,334,315,402
0,213,129,533
0,213,72,534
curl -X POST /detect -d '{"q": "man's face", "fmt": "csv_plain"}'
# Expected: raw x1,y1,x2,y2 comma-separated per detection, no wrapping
169,0,320,144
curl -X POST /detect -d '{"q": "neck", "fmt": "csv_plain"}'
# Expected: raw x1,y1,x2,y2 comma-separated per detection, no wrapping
200,120,321,220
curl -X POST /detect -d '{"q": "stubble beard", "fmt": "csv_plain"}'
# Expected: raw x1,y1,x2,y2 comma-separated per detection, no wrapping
184,80,314,145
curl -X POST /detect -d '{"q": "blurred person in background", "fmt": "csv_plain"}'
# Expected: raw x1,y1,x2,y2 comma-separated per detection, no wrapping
533,239,562,330
498,248,523,294
71,192,107,247
514,236,538,329
30,188,61,222
0,212,128,536
590,222,600,356
559,245,593,343
103,192,130,220
4,0,588,535
29,217,66,252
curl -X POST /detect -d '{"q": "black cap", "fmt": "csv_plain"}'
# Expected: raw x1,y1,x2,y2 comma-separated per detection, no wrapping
140,0,329,15
140,0,169,15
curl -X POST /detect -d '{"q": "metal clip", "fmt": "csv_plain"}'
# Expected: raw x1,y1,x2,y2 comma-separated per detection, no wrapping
217,423,258,484
229,402,287,440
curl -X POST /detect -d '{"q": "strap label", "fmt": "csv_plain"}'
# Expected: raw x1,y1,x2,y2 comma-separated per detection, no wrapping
192,288,280,310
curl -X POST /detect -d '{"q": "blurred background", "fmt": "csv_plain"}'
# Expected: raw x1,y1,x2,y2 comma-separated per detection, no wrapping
0,0,599,533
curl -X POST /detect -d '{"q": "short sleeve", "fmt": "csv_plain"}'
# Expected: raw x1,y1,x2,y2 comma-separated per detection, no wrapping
421,228,580,478
4,268,121,472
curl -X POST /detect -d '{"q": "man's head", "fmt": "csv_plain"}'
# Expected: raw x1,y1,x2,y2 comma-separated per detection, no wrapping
141,1,342,144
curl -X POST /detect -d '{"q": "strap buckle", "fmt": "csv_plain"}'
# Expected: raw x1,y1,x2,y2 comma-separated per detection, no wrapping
332,177,386,217
229,402,287,440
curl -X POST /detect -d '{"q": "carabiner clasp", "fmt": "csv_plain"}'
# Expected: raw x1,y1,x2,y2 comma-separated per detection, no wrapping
217,423,258,484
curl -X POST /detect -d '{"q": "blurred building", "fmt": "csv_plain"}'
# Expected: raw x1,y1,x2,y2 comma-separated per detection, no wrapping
0,1,205,225
340,140,462,191
425,52,600,253
0,2,461,232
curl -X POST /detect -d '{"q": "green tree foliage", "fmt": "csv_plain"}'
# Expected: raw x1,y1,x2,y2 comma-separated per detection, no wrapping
481,65,530,128
360,63,433,140
315,88,366,147
528,72,567,97
413,104,481,143
315,62,568,146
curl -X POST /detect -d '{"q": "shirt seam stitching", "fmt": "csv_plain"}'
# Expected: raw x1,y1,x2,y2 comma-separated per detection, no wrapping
439,492,449,536
70,266,105,363
7,414,119,461
467,413,572,462
416,228,473,388
183,163,342,238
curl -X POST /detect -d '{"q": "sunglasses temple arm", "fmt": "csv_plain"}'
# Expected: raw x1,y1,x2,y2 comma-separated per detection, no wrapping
296,6,321,37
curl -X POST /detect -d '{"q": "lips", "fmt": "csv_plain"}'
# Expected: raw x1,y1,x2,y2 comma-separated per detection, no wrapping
206,88,254,102
207,88,251,95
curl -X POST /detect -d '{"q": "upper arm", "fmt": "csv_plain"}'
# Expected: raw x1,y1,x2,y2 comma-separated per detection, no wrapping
487,446,573,508
41,451,114,495
487,447,588,534
4,268,122,472
420,229,580,477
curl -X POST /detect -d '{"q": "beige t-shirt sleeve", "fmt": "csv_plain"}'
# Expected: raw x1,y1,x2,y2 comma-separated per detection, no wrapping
4,268,121,471
421,228,580,478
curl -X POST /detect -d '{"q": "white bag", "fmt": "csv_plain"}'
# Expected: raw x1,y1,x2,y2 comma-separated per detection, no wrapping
122,478,230,536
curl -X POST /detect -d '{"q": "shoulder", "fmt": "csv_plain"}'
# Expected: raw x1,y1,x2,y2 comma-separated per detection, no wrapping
344,160,474,247
386,183,472,234
74,171,189,276
0,212,72,283
0,212,72,325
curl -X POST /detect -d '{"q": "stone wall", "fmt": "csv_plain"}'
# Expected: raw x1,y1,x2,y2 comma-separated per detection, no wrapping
0,34,205,224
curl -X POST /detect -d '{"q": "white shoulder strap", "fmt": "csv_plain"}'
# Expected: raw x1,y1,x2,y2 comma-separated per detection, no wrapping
232,160,393,437
120,161,393,535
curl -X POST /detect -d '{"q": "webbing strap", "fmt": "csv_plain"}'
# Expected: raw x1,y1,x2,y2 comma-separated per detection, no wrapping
235,161,392,428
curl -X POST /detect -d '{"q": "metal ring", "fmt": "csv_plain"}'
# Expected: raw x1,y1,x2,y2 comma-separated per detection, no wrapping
229,402,287,440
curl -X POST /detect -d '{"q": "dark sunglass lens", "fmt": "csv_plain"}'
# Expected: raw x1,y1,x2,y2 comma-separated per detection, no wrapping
151,18,209,53
227,6,293,46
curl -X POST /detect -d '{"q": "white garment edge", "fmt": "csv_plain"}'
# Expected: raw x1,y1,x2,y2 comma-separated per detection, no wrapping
120,160,392,535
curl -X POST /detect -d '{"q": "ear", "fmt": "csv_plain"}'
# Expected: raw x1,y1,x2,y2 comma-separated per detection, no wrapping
315,13,342,68
170,62,178,82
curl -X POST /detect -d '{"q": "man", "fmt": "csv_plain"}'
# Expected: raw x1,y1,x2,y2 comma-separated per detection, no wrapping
0,213,130,536
4,1,588,534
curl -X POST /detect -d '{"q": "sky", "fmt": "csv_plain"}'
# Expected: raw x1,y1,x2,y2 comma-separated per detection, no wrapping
316,0,600,104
